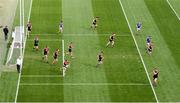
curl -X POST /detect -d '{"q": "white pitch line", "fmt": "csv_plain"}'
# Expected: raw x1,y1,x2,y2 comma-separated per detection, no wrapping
21,75,63,78
62,39,65,77
20,83,150,86
118,0,159,103
14,0,33,102
167,0,180,21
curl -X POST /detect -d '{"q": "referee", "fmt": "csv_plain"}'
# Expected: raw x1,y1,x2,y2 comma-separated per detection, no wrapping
16,57,22,73
3,26,9,41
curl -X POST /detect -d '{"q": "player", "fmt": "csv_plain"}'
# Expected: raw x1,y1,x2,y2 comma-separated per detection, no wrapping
91,17,99,29
106,33,116,47
52,49,59,64
42,45,49,63
152,68,159,86
27,21,32,37
136,22,142,32
33,36,39,51
146,36,151,46
62,59,70,77
147,43,153,55
59,20,63,33
96,51,104,67
66,42,74,58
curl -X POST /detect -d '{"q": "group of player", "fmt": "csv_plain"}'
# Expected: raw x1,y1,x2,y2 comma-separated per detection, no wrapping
136,22,159,86
91,17,117,67
26,17,159,84
34,37,72,77
136,22,153,55
27,21,72,77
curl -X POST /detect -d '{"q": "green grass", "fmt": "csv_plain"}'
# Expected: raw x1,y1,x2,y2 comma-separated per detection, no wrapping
31,0,61,34
16,0,156,102
144,0,180,101
121,0,180,102
17,0,63,102
1,0,180,102
167,0,180,19
0,72,18,102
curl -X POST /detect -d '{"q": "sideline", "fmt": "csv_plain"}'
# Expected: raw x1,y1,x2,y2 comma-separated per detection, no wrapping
118,0,159,102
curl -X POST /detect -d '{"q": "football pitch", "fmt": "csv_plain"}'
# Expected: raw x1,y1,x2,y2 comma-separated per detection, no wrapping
12,0,180,102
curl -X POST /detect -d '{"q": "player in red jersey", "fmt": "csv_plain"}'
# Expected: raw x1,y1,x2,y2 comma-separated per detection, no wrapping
91,17,99,29
106,33,116,47
152,68,159,86
27,21,32,37
42,45,49,63
63,59,70,77
52,49,59,64
66,42,74,58
96,51,104,67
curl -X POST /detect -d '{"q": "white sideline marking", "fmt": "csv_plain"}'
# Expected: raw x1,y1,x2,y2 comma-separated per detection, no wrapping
21,75,63,78
15,0,33,102
167,0,180,21
30,33,131,37
118,0,159,103
20,83,150,86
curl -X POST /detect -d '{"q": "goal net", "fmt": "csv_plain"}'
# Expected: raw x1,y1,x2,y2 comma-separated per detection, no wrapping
6,26,24,65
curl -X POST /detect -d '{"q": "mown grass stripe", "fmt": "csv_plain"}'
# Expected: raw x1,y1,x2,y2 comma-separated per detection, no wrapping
21,75,62,77
62,0,111,101
30,33,131,36
20,83,150,86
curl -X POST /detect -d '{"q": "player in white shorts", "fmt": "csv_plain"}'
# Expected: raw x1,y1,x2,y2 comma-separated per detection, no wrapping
59,20,63,33
62,60,70,77
106,33,116,47
136,22,142,32
153,68,159,86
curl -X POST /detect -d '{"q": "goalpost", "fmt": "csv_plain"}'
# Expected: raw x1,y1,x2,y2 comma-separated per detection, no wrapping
6,26,23,65
15,0,29,102
6,0,25,67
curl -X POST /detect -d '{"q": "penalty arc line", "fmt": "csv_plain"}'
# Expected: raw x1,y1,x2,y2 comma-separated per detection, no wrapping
166,0,180,21
118,0,159,103
14,0,33,102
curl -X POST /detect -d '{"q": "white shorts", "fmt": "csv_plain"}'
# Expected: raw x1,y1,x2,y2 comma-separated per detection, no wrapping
137,27,141,31
60,27,63,31
44,55,48,58
98,61,103,64
35,46,38,48
154,78,157,82
147,43,150,46
64,64,69,68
